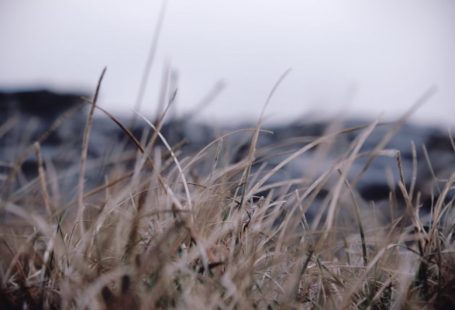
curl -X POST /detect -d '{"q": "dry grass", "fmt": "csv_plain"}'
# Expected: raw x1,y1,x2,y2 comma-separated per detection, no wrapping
1,89,455,309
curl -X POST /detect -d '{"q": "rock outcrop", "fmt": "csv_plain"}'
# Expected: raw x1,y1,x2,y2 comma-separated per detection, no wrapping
1,89,454,222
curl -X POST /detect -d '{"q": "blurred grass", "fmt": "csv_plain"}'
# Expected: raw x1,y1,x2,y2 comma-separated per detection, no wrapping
0,79,454,309
1,114,455,309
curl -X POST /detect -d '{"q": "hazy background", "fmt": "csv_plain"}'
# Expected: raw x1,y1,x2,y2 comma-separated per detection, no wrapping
1,1,454,126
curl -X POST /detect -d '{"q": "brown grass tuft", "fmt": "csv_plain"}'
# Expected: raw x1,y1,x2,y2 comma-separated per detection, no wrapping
1,87,454,309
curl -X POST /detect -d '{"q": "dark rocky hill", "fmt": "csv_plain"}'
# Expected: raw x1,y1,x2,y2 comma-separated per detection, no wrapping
1,89,454,221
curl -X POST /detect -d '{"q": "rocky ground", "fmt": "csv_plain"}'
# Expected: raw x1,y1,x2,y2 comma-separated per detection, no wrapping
1,89,455,222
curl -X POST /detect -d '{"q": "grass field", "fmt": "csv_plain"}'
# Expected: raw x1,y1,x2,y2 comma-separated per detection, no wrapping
1,77,454,309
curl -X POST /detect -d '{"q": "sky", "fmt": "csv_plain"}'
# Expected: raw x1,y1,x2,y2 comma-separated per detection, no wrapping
1,1,454,126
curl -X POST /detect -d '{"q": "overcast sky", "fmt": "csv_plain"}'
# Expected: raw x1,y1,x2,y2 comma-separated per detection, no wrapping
1,1,454,126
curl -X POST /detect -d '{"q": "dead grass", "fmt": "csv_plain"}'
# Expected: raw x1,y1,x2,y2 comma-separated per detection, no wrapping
1,85,455,309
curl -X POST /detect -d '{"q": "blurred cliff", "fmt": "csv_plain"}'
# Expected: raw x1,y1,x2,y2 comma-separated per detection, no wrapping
1,89,454,221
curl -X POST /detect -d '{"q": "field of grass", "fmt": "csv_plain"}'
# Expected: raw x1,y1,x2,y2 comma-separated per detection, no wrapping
1,76,455,309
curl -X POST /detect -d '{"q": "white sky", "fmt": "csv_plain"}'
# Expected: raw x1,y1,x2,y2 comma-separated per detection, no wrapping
1,1,454,126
